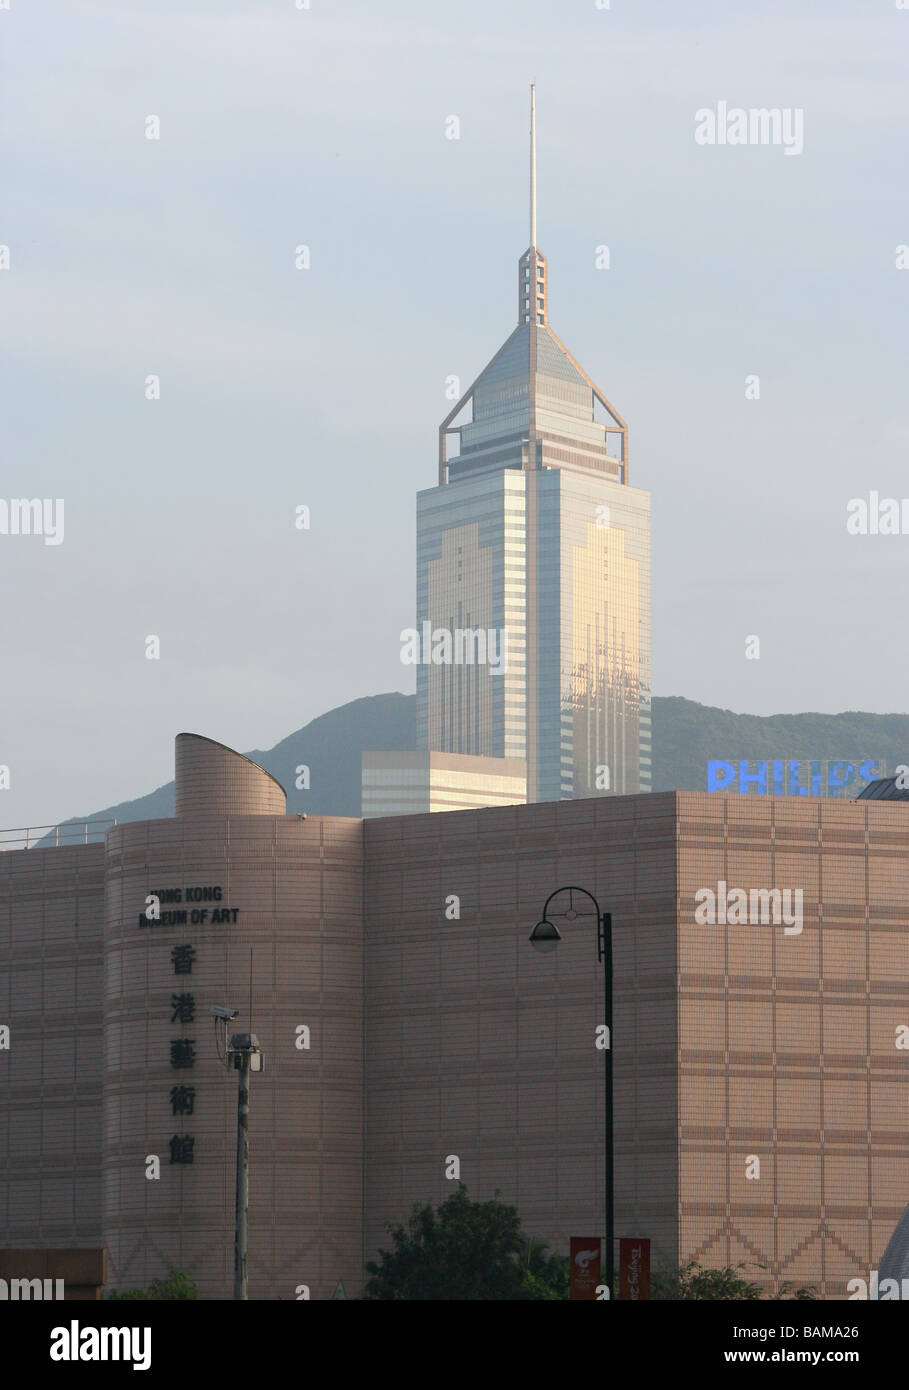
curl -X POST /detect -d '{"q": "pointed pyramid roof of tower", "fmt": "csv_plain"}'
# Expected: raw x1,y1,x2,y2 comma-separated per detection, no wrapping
437,88,628,486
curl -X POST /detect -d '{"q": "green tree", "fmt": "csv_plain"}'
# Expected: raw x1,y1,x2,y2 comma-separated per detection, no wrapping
517,1237,570,1301
650,1261,816,1301
364,1185,568,1300
105,1272,198,1300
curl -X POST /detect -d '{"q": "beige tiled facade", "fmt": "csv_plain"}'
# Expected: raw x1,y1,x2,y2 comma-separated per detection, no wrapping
101,811,364,1300
1,756,907,1297
0,843,105,1250
364,793,679,1271
174,732,286,818
1,737,365,1301
363,792,908,1297
676,793,909,1295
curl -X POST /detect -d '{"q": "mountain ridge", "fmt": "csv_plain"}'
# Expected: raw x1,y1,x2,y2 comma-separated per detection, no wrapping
37,693,909,838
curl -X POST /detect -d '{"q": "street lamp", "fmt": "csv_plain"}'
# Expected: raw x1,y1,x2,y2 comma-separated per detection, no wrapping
211,1006,264,1301
529,919,561,953
528,886,613,1297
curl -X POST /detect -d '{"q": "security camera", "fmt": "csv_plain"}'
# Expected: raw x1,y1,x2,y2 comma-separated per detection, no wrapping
210,1005,239,1020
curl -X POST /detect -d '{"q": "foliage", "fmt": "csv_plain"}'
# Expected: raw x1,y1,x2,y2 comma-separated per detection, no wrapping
650,1260,816,1301
105,1272,199,1300
768,1279,819,1301
364,1185,568,1300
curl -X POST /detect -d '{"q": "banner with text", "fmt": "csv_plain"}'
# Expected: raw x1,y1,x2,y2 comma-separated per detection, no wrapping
619,1238,650,1300
569,1237,602,1300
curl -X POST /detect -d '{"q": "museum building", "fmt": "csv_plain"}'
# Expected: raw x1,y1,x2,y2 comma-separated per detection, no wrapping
0,734,906,1299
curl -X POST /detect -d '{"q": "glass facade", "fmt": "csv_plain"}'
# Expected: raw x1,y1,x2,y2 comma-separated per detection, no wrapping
537,470,651,801
416,472,527,761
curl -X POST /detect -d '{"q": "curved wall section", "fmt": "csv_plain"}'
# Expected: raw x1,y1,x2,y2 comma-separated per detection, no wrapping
102,813,364,1299
174,733,286,818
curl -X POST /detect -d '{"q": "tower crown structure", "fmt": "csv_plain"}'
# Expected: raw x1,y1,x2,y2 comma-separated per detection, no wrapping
439,85,628,489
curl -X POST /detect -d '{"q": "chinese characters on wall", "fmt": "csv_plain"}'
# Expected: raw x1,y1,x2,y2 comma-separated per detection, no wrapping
137,887,241,1166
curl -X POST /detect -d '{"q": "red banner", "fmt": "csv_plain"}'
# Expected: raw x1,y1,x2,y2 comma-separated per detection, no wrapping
619,1237,650,1300
569,1237,602,1300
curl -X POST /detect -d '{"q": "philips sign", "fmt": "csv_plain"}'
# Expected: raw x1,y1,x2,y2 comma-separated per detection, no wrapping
707,759,885,798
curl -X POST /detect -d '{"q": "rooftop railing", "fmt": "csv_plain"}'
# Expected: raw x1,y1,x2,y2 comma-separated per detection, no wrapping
0,820,118,851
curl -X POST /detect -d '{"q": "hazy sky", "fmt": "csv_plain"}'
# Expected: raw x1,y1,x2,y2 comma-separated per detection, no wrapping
2,0,907,828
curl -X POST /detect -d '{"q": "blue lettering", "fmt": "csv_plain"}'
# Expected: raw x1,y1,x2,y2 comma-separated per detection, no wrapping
707,760,737,792
739,761,767,794
827,762,854,797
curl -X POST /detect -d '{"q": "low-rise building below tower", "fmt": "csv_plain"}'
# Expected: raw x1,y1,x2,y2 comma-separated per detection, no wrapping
1,732,906,1299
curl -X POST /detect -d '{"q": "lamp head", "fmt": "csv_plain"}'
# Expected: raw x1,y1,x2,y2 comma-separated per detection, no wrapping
529,919,562,954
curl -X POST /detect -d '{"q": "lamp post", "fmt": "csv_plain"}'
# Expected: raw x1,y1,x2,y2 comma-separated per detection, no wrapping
228,1032,258,1301
210,1006,264,1301
529,886,613,1297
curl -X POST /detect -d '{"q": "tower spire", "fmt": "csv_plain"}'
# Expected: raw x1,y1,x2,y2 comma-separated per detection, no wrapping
530,82,537,249
519,86,547,326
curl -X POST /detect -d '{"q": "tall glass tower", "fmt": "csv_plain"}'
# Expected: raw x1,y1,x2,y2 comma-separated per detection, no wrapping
416,88,651,803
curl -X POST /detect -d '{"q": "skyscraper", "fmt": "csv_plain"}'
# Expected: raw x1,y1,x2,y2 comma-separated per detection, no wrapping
416,88,651,802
